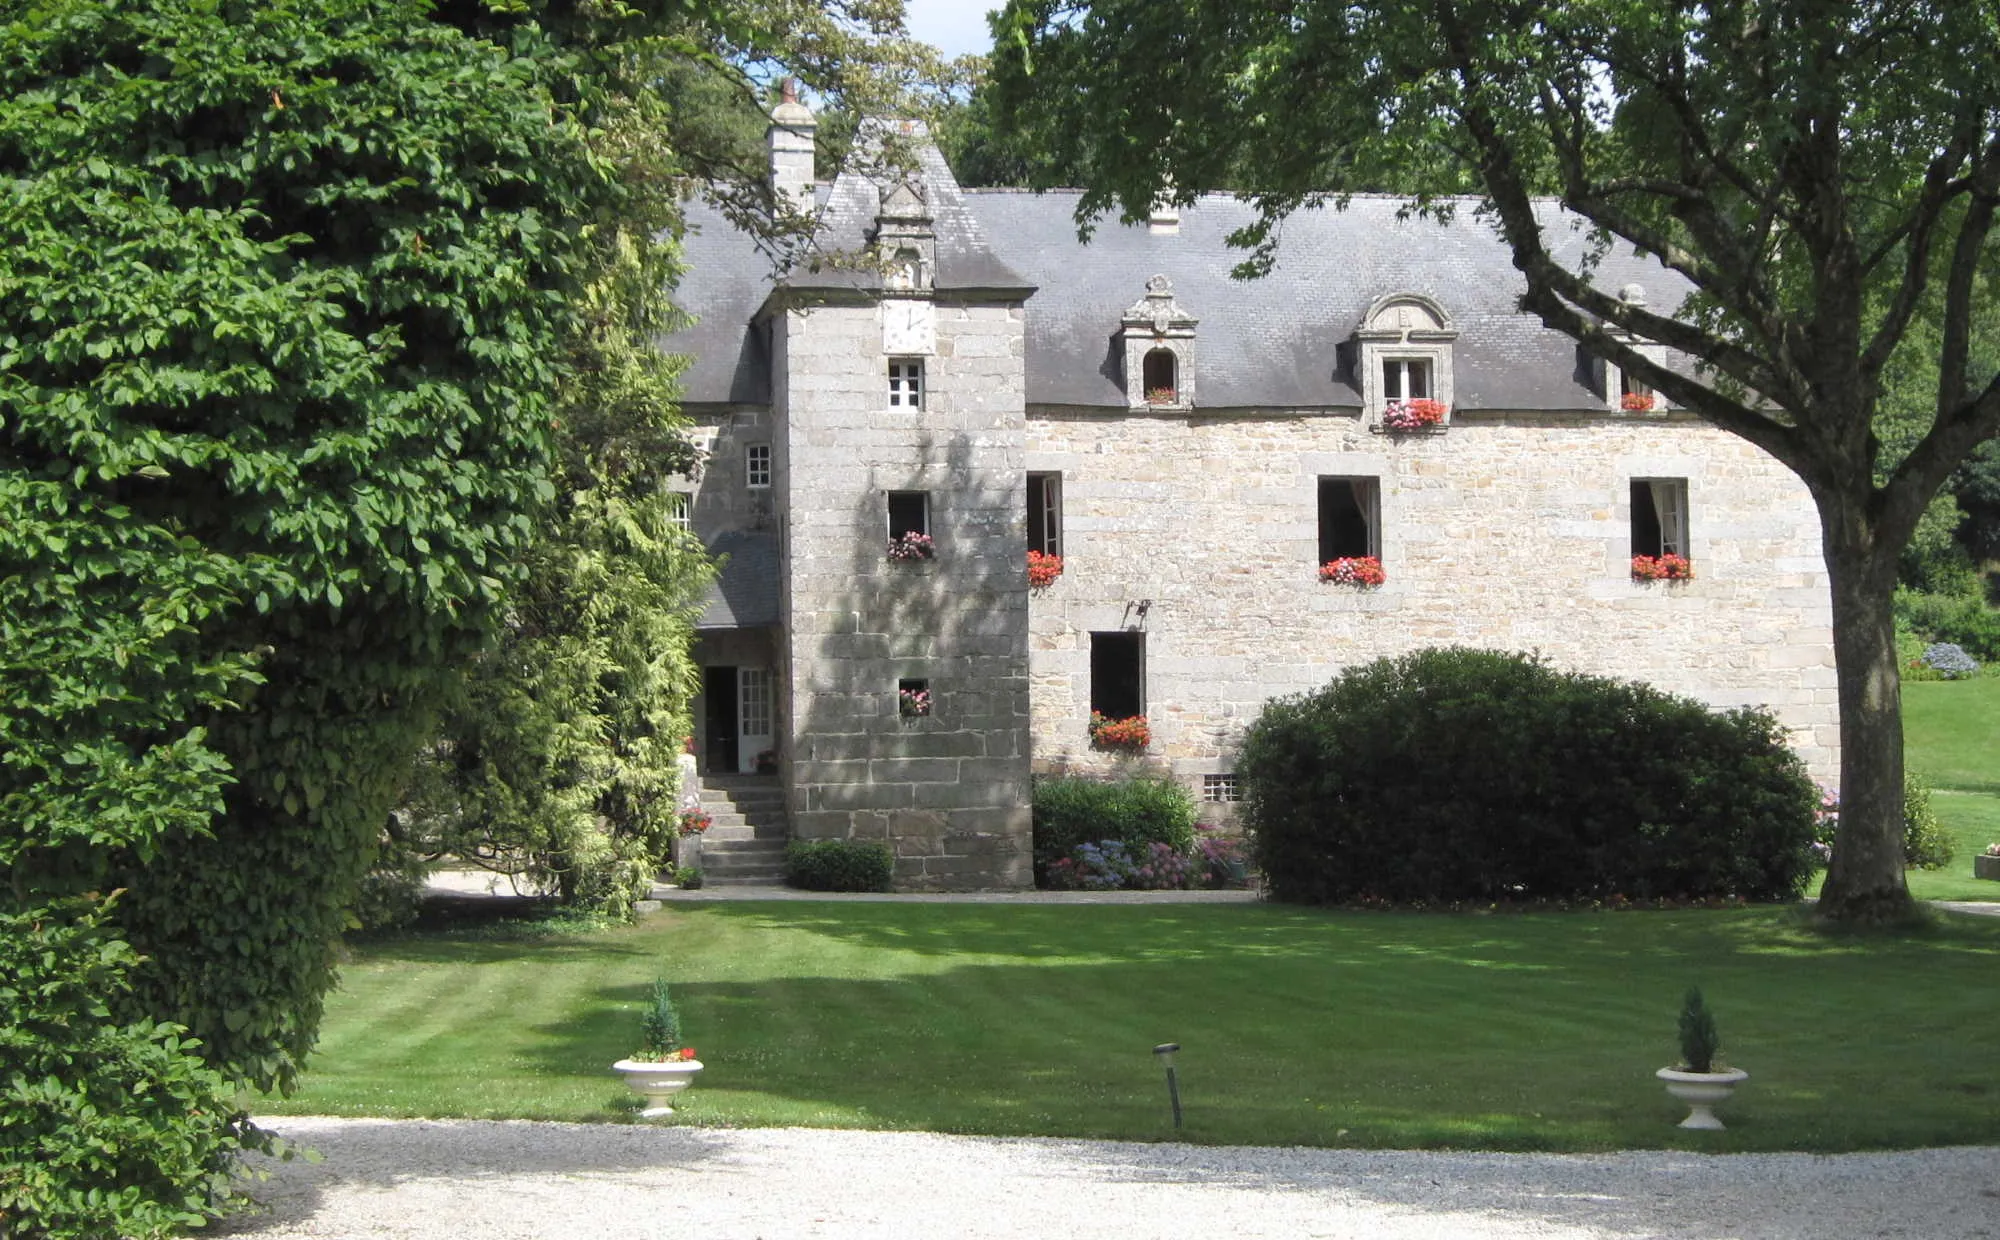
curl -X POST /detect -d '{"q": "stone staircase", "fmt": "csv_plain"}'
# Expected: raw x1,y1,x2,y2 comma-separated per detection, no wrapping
691,774,788,885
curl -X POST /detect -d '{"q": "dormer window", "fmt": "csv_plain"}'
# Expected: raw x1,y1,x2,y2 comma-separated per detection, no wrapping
1356,293,1457,427
1604,283,1670,412
1119,274,1197,412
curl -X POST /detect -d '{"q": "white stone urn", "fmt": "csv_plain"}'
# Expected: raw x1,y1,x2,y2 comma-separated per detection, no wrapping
613,1057,704,1118
1656,1066,1748,1129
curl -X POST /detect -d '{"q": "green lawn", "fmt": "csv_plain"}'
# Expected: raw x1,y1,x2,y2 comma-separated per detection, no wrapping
1902,678,2000,901
262,902,2000,1152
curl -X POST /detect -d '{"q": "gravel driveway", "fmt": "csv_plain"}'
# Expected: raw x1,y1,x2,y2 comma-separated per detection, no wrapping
218,1118,2000,1239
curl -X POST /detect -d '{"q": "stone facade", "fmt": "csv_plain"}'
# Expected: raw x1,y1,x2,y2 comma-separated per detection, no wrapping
664,104,1838,888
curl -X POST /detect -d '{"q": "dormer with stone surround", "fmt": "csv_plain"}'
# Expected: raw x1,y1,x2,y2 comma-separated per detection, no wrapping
1355,292,1457,426
1120,275,1197,412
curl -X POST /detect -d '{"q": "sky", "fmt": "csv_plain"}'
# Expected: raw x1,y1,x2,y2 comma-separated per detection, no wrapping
903,0,998,59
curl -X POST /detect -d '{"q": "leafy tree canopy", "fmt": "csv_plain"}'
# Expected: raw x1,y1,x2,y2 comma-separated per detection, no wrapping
991,0,2000,922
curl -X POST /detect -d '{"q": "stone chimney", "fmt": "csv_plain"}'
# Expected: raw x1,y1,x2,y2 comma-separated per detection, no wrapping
767,78,817,216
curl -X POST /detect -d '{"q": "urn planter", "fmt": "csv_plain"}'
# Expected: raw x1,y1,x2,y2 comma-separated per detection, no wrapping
613,1058,703,1117
1973,853,2000,881
1656,1066,1748,1130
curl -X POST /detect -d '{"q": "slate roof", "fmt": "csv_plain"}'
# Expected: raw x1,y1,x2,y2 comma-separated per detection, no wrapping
665,149,1686,412
696,529,780,629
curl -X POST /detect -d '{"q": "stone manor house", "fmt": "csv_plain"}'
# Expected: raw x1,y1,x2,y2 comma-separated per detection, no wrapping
663,95,1838,889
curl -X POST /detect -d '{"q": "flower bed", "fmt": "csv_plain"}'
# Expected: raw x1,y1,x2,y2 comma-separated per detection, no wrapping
1631,553,1692,581
1088,711,1150,752
1027,549,1063,588
1319,555,1386,587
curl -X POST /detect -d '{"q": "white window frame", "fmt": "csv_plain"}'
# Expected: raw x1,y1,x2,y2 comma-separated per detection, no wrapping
1382,358,1433,402
746,443,772,490
1317,476,1381,562
888,358,925,409
665,491,692,529
1632,477,1689,557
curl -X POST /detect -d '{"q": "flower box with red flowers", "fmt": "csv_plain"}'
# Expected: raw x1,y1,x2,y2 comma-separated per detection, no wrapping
1380,398,1449,431
887,531,935,562
1145,386,1178,405
1631,553,1693,581
1319,555,1386,587
1621,391,1658,412
1027,549,1064,588
1088,711,1150,752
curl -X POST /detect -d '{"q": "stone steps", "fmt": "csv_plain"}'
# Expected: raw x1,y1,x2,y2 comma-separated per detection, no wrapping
687,775,788,884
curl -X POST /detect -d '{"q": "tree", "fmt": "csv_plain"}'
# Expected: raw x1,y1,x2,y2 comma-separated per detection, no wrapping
989,0,2000,923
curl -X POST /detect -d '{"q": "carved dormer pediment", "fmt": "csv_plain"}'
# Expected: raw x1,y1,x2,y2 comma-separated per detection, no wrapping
1118,274,1198,411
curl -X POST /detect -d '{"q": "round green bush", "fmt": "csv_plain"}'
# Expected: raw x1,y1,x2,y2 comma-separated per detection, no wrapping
1031,776,1198,886
1238,648,1819,904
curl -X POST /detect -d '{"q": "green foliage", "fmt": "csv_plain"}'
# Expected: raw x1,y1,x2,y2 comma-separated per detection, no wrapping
637,978,683,1060
0,897,254,1238
674,865,706,890
1031,775,1198,885
391,227,713,920
785,839,895,892
1239,649,1819,905
1902,773,1954,871
0,0,666,1095
1895,587,2000,663
1676,987,1722,1074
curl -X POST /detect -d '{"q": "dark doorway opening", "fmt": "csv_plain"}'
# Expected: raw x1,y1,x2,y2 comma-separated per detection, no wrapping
703,666,739,774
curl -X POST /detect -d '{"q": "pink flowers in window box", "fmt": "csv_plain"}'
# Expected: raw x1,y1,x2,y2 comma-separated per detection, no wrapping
1088,712,1150,752
1145,386,1178,405
898,687,932,718
887,531,935,562
1632,553,1693,581
1382,398,1448,430
1319,555,1386,587
1621,391,1658,412
1027,549,1064,588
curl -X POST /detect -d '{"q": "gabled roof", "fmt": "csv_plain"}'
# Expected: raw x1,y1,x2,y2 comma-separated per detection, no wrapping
665,147,1686,412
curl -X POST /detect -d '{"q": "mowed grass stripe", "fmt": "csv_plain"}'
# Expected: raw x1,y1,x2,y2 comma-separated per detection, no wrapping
264,902,2000,1151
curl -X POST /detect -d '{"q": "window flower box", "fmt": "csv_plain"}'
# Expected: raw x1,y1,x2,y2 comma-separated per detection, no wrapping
1381,398,1449,431
1088,711,1150,752
1631,553,1692,581
1319,555,1386,587
1027,549,1064,588
1144,386,1178,405
887,531,935,562
898,687,931,718
1621,391,1658,412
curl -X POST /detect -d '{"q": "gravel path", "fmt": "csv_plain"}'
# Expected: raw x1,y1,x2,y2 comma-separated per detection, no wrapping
219,1119,2000,1239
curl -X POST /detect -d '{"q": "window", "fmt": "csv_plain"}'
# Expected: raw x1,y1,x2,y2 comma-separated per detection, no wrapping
1317,477,1379,563
897,677,931,719
665,492,692,529
888,358,924,409
887,491,929,540
1090,631,1144,720
1631,479,1688,557
1142,349,1177,402
746,443,771,489
1382,358,1432,401
1202,773,1240,803
1027,473,1062,557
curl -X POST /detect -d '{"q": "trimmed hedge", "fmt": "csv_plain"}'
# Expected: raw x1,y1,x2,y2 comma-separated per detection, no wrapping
1032,776,1198,886
785,840,894,892
1239,648,1819,905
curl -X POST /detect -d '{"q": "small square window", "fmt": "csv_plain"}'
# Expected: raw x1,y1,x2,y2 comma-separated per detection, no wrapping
746,443,772,489
1202,774,1240,803
889,359,924,409
1027,472,1062,557
887,491,929,540
1383,358,1432,401
665,492,692,529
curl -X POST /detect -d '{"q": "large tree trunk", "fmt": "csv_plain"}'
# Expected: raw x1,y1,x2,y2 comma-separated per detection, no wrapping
1816,521,1917,923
